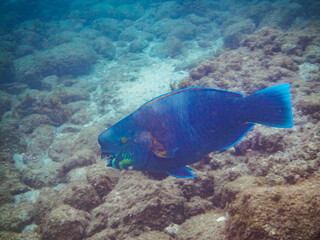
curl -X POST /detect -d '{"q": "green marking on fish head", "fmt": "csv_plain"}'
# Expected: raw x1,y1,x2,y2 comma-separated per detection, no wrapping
118,153,134,169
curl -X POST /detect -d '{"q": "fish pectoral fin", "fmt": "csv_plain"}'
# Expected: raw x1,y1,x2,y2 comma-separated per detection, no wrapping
153,147,179,159
167,166,196,178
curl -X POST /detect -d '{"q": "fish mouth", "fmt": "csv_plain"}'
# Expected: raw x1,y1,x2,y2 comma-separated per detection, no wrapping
101,152,116,166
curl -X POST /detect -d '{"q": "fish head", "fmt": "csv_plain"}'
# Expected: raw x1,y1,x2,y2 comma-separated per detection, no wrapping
98,118,142,170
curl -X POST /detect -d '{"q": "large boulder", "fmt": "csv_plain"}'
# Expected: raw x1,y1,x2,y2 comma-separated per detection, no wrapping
14,41,97,87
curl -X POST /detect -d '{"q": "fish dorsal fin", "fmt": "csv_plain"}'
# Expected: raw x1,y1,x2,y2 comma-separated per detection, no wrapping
142,87,244,107
151,136,179,159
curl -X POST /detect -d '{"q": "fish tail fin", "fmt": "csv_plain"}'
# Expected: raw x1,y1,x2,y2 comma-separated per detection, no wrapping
242,84,293,128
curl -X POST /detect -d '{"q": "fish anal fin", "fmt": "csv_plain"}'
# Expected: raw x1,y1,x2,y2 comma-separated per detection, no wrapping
167,166,196,178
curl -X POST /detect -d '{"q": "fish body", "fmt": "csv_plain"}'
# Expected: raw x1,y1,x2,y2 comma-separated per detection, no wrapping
98,84,293,178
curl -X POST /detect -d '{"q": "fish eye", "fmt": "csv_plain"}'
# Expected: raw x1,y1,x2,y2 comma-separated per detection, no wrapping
121,137,127,143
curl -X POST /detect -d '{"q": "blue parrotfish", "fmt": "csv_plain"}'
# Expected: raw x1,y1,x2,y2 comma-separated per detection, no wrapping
98,84,293,178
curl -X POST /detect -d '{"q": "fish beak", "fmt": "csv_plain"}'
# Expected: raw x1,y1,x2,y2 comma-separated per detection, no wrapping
101,152,115,167
106,159,112,167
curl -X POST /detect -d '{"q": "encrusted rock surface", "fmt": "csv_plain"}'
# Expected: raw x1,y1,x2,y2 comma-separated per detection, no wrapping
42,204,90,240
226,176,320,240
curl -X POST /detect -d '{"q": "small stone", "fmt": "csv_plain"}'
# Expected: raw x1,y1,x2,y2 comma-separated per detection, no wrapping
164,223,180,237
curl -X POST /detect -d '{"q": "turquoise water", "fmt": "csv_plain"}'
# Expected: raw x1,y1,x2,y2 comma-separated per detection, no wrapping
0,0,319,239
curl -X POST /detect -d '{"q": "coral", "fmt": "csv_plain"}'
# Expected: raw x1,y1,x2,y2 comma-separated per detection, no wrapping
226,177,320,240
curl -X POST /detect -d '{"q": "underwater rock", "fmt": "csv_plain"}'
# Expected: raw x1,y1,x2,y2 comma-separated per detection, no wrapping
14,41,97,86
0,49,15,84
125,231,171,240
128,38,149,53
259,2,302,29
48,133,74,162
21,163,61,188
78,28,103,41
118,26,142,42
304,45,320,63
226,176,320,240
19,114,52,133
176,211,227,240
241,27,282,51
54,87,90,104
178,171,215,200
59,149,96,175
59,183,101,212
234,131,286,156
93,36,116,59
85,174,186,237
221,176,263,206
0,231,41,240
115,3,145,21
42,204,90,240
223,18,256,49
0,186,14,206
0,202,34,232
0,162,30,197
92,18,121,40
240,1,272,27
13,28,43,49
66,167,89,184
15,44,34,57
33,187,58,225
42,31,77,49
155,1,181,19
184,196,212,218
16,93,71,127
296,99,320,122
86,162,120,198
26,125,55,154
159,37,184,58
0,122,26,162
0,91,12,117
68,108,91,125
148,18,196,40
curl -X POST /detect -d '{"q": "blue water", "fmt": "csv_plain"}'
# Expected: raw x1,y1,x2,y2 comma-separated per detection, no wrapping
0,0,319,239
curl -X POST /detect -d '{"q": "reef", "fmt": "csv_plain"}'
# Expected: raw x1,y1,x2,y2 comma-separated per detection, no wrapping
0,0,319,239
226,176,320,240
